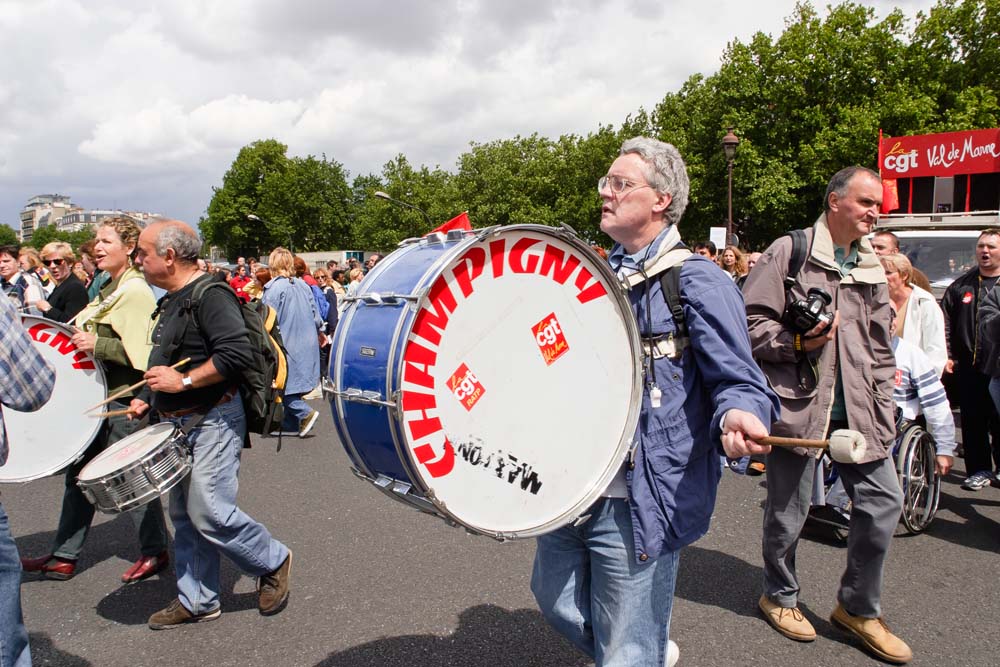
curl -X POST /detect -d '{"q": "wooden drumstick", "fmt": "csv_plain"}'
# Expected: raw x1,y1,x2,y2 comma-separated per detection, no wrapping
759,435,829,449
86,357,192,411
91,408,135,418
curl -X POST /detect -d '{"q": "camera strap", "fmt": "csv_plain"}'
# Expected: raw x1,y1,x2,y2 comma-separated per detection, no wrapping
784,228,809,292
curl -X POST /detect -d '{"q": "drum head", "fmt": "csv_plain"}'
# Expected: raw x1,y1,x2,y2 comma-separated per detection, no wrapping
0,317,108,483
78,423,177,481
394,226,641,537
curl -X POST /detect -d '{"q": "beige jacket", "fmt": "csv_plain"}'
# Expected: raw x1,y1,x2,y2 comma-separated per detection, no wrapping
743,214,896,462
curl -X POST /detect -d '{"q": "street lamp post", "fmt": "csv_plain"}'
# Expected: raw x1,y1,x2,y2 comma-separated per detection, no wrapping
721,127,740,246
374,191,433,228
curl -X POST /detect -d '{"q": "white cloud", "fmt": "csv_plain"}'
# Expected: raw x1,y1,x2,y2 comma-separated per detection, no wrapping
0,0,939,227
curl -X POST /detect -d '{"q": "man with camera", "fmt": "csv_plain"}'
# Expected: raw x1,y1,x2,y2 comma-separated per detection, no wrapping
742,166,910,664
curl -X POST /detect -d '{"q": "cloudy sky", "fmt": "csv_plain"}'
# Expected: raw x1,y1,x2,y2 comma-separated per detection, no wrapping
1,0,936,230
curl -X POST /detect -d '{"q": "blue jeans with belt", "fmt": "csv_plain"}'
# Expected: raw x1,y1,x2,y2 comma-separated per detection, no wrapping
531,497,679,667
0,501,31,666
165,399,289,615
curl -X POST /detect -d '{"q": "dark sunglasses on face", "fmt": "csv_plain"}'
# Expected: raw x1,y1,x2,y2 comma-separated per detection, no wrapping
43,258,66,267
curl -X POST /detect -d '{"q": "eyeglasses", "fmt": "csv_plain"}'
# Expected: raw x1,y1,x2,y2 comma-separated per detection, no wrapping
598,174,650,195
42,258,66,267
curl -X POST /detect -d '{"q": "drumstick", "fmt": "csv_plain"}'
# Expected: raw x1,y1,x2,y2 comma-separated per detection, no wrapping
91,408,135,418
87,357,192,411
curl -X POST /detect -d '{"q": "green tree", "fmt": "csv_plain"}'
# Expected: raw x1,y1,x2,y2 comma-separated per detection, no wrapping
28,225,94,253
0,224,17,246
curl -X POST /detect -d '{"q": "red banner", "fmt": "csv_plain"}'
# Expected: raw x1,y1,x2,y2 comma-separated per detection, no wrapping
879,128,1000,178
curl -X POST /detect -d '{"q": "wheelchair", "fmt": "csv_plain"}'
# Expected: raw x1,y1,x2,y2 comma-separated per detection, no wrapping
807,415,941,538
893,417,941,534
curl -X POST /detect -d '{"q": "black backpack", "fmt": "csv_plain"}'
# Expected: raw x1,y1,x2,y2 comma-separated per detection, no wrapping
183,281,288,436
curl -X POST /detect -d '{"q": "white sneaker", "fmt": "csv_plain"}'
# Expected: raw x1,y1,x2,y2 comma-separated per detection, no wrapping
666,639,679,667
302,386,323,400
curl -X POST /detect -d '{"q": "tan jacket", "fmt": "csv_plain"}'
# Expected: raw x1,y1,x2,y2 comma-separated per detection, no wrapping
743,214,896,462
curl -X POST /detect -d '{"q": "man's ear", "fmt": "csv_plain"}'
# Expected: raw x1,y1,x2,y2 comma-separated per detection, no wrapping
651,192,672,215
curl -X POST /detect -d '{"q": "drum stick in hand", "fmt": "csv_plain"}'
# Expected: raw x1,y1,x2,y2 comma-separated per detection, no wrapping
87,357,192,412
91,408,135,418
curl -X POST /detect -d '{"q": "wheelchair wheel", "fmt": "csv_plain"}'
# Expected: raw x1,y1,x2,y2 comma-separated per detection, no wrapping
895,423,941,534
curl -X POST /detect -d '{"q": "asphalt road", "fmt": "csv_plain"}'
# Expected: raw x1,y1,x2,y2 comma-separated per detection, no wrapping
3,402,999,667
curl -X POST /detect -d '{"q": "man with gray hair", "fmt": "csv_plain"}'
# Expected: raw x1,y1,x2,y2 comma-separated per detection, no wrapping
131,220,292,630
743,166,911,663
531,137,779,667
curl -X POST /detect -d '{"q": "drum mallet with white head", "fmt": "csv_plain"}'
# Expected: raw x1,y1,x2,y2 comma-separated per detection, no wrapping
759,429,867,464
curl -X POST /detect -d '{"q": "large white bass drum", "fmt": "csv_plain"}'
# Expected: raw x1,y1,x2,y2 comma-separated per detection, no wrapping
0,316,107,483
328,225,642,540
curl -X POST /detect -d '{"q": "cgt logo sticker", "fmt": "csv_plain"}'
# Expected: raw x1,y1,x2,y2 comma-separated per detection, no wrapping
447,363,486,412
533,312,569,366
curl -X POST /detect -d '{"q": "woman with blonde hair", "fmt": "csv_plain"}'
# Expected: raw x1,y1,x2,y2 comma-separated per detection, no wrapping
33,241,88,322
720,245,748,280
345,267,364,297
20,217,170,583
880,253,947,376
262,247,322,436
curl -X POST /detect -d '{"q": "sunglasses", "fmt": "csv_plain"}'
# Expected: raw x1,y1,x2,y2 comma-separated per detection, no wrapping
42,258,66,267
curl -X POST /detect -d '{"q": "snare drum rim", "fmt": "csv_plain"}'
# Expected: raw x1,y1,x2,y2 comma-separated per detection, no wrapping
0,316,109,483
389,224,644,538
76,423,181,484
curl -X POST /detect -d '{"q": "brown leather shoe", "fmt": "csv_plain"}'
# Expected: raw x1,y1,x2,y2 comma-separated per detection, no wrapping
148,598,221,630
20,555,76,580
758,595,816,641
830,603,912,664
122,551,169,584
258,551,292,616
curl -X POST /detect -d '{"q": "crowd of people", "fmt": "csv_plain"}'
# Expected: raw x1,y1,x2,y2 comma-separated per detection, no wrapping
1,138,999,666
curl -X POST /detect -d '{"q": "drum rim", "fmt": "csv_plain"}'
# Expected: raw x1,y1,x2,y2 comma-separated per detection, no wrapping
77,423,180,482
341,224,643,538
0,316,109,483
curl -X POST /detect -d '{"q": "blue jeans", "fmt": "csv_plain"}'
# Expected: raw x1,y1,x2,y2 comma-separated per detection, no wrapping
531,497,679,667
280,393,311,431
0,502,31,667
166,399,289,615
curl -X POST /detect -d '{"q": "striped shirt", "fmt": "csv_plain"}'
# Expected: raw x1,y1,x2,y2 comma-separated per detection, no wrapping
892,337,956,456
0,295,56,466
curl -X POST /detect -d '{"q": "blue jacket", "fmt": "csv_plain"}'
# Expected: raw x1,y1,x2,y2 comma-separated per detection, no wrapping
616,237,779,563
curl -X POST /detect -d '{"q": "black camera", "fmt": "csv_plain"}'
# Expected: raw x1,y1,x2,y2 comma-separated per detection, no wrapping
784,287,833,334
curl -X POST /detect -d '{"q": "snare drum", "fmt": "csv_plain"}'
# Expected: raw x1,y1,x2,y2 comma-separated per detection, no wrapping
76,423,191,514
0,316,107,483
329,225,641,540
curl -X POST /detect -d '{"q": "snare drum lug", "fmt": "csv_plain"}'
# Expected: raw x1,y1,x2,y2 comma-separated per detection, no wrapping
474,225,502,242
335,387,396,409
557,223,580,238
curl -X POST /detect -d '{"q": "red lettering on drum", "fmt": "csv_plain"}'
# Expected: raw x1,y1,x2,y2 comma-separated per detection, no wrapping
510,237,542,274
401,390,436,411
540,245,582,285
408,414,444,441
490,239,506,278
452,247,486,298
403,340,437,389
574,267,608,304
411,276,457,346
413,438,455,478
27,322,96,370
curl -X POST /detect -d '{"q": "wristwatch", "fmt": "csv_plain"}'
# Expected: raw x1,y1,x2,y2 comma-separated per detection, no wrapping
182,375,193,389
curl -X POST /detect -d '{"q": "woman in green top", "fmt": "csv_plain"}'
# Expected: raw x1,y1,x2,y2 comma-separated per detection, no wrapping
20,217,170,584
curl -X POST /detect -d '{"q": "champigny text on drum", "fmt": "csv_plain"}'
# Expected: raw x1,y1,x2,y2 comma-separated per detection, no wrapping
399,234,611,482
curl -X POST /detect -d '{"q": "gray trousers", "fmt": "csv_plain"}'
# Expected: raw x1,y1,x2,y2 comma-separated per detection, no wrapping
762,445,903,617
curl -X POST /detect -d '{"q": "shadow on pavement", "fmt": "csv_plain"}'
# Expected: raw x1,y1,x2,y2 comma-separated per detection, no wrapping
16,511,164,581
314,604,589,667
675,546,764,618
27,632,92,666
917,491,1000,553
94,560,257,625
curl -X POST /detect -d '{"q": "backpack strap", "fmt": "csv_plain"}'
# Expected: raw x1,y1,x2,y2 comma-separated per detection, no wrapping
785,229,808,290
658,263,687,338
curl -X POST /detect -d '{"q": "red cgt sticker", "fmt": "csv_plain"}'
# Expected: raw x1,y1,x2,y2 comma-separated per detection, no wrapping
533,312,570,366
962,291,974,304
447,363,485,412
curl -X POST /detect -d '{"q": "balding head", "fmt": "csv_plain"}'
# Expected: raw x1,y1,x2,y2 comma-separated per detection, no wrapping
136,219,204,291
145,220,202,264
